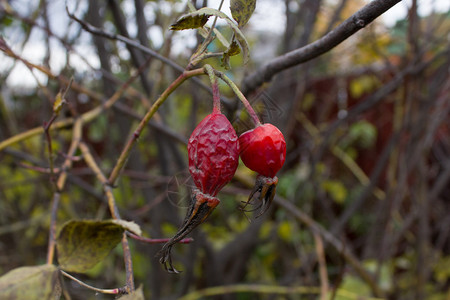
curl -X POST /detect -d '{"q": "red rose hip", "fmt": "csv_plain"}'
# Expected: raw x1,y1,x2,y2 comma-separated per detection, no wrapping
239,124,286,177
158,112,239,273
188,113,239,196
239,123,286,216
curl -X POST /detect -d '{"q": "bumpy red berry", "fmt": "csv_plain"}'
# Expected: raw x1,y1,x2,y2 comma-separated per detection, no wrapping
159,112,239,273
188,113,239,196
238,123,286,216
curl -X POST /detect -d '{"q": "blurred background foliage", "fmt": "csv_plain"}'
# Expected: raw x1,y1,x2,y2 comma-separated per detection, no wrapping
0,0,449,299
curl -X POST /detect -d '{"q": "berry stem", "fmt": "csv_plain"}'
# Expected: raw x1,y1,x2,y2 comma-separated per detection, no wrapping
215,71,261,127
204,65,221,113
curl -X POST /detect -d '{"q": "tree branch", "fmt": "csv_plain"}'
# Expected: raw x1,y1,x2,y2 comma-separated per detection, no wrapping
242,0,402,94
273,195,385,297
65,5,233,108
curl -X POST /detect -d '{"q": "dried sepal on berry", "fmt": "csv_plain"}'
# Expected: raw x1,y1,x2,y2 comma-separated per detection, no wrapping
158,190,219,273
241,175,278,217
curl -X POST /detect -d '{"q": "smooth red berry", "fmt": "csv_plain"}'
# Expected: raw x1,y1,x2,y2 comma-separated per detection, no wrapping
239,123,286,178
238,123,286,217
188,112,239,196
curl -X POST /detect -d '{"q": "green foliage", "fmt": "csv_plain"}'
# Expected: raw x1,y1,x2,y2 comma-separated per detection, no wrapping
349,75,380,99
0,265,61,300
277,220,293,242
230,0,256,27
87,114,108,142
277,165,310,199
433,255,450,284
342,120,378,149
1,15,14,27
364,260,393,291
221,40,241,69
170,14,210,30
334,275,371,299
168,92,193,135
301,93,316,111
259,221,274,239
56,220,140,273
171,7,250,64
1,1,448,299
321,179,348,204
161,222,178,238
0,161,34,211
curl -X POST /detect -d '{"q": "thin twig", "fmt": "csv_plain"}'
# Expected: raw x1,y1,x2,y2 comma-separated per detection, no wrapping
65,5,233,107
18,163,61,174
178,283,385,300
66,5,180,74
297,112,385,200
0,56,151,152
222,183,383,296
121,233,135,292
273,195,385,297
43,114,58,182
46,118,83,265
0,213,48,236
108,68,206,186
43,78,73,183
242,0,402,94
313,232,329,300
191,0,225,65
60,270,125,295
127,232,194,244
78,142,134,291
46,193,61,265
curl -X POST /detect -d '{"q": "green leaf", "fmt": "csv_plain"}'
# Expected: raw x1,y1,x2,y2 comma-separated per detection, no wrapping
221,54,232,70
230,32,250,65
230,0,256,27
434,255,450,284
349,75,379,98
170,14,210,30
52,91,65,114
0,265,61,300
2,15,14,27
56,220,131,273
277,221,293,242
335,275,371,300
321,180,347,204
226,40,241,56
221,40,241,69
349,120,377,149
118,285,145,300
112,219,142,236
171,7,250,63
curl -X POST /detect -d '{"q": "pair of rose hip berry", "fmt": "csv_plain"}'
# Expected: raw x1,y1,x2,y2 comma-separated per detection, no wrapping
159,109,286,273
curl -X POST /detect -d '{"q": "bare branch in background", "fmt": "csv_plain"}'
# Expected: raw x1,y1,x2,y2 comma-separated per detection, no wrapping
65,5,233,107
242,0,402,94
